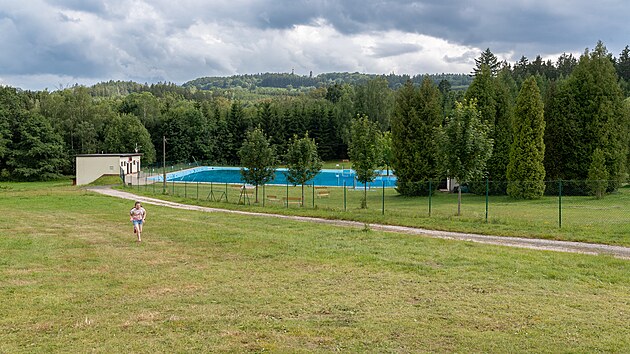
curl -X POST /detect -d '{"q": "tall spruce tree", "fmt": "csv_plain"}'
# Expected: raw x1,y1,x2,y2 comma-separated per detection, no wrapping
390,78,442,196
587,148,609,199
466,65,497,127
544,42,628,193
617,46,630,96
473,48,500,76
465,65,515,194
226,101,250,164
507,77,546,199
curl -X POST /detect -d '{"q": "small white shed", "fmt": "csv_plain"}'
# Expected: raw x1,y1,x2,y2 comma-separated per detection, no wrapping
75,153,143,185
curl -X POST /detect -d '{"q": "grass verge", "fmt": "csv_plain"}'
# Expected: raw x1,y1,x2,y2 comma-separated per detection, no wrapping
122,181,630,246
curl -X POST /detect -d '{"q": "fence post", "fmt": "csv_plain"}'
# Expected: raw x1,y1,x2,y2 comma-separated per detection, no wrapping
428,181,432,217
382,180,385,215
153,178,155,194
312,183,315,208
172,180,175,195
343,181,347,211
558,179,563,228
262,184,265,207
485,177,489,223
225,183,228,203
197,182,199,200
286,182,289,208
184,181,187,198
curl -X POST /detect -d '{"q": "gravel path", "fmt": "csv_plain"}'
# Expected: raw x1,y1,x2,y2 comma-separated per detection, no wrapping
88,186,630,260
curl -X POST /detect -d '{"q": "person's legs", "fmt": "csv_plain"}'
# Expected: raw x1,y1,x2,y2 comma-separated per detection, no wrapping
133,220,142,242
137,222,142,242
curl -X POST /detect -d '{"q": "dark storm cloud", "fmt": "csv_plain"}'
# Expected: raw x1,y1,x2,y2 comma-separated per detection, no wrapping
369,42,422,58
1,0,629,90
210,0,628,57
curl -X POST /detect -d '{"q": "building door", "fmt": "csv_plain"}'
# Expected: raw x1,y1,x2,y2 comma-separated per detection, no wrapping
127,158,132,174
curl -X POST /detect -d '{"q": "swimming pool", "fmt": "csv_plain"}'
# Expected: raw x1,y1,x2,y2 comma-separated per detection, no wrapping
152,166,397,188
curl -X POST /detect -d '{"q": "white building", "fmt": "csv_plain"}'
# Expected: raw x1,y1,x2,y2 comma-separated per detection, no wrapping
75,153,143,185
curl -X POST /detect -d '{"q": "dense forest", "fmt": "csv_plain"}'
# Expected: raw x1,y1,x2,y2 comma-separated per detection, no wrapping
0,41,628,196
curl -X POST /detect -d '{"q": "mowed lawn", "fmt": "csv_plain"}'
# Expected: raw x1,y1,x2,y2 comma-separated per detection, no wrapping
1,181,630,352
132,181,630,246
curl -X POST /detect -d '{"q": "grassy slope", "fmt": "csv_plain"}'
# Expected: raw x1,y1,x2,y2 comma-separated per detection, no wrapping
127,182,630,246
1,181,629,352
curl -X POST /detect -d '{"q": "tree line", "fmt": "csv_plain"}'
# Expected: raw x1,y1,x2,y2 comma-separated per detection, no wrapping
0,41,628,199
183,72,473,91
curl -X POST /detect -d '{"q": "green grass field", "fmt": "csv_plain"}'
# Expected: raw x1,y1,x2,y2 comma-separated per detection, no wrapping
128,179,630,246
1,181,630,352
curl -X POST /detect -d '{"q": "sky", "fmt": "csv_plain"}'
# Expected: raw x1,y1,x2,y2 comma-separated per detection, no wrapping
0,0,628,91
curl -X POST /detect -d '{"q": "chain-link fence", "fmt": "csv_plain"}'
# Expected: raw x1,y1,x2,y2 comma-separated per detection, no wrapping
123,175,630,239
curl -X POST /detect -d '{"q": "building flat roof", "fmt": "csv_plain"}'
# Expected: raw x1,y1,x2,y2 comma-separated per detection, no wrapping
76,153,143,157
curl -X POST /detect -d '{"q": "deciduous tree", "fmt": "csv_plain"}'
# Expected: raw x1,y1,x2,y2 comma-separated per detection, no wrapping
348,114,382,208
285,133,322,206
239,128,277,202
437,101,493,215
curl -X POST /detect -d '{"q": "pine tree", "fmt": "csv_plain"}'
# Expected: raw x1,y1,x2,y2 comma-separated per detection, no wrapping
226,101,250,164
473,48,500,76
617,46,630,96
390,78,442,196
616,45,630,81
544,42,627,193
507,77,546,199
556,53,577,78
465,65,515,195
490,68,516,191
465,65,496,127
587,148,609,199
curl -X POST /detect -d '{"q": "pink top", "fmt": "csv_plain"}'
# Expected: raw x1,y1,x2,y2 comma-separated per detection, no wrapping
130,207,146,221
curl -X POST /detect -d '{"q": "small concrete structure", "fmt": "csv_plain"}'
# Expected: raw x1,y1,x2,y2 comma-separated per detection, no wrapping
75,153,142,185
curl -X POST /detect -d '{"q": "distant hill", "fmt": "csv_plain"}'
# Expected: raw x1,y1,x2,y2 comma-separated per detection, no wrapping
183,72,472,91
85,72,472,101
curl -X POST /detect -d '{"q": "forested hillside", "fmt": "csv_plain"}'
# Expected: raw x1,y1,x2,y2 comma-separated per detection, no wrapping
1,42,628,197
183,72,473,91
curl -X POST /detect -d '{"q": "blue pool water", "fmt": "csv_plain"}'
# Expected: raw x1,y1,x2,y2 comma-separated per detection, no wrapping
156,166,397,188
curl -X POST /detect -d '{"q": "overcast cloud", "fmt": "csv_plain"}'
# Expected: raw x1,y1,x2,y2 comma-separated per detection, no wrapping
0,0,628,90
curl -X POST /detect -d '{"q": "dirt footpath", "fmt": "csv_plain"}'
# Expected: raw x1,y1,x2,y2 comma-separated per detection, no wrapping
88,186,630,260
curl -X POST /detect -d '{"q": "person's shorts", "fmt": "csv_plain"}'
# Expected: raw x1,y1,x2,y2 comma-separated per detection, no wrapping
133,219,143,226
